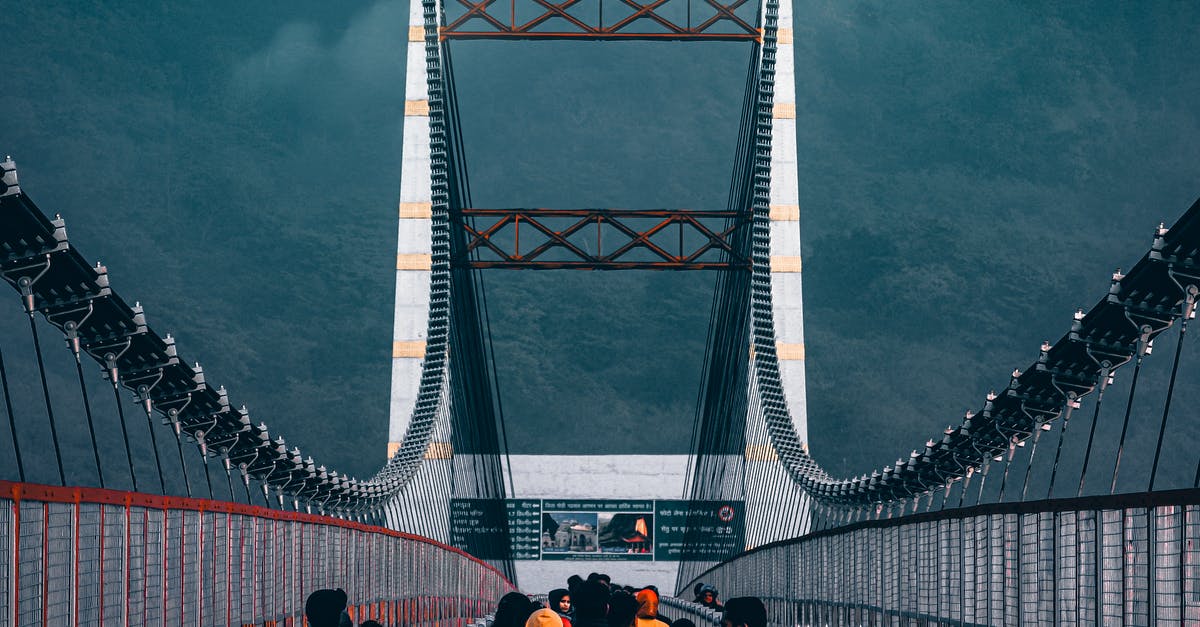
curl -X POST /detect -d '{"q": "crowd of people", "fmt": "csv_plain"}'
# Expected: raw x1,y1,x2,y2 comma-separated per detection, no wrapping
493,573,765,627
301,575,767,627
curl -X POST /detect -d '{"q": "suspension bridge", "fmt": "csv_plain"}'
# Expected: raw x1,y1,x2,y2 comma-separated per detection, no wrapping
3,0,1200,624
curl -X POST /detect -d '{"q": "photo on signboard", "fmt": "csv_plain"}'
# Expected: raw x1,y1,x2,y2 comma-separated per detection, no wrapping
597,512,654,555
541,512,599,553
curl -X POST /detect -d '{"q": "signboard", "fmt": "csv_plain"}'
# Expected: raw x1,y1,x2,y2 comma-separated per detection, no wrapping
449,498,743,561
506,499,542,559
653,499,745,561
541,499,655,561
449,498,509,559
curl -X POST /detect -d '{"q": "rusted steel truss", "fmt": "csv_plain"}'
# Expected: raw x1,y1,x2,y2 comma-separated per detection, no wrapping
441,0,761,40
453,208,751,270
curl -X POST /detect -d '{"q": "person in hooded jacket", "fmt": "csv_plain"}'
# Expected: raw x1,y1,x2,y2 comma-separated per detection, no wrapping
549,588,574,626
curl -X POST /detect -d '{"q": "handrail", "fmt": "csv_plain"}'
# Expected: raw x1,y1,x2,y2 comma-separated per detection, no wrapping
679,489,1200,624
0,480,513,577
1,480,515,625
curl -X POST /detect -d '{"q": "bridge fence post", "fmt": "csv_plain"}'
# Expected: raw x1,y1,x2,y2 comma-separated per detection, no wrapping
1149,505,1158,625
931,514,940,619
958,516,966,626
1185,504,1195,619
1100,508,1119,623
2,492,10,626
1004,513,1017,625
878,521,888,624
1126,508,1150,625
920,518,928,623
848,528,856,626
1085,509,1100,625
1186,506,1199,622
1068,511,1079,625
1018,512,1030,625
897,519,905,627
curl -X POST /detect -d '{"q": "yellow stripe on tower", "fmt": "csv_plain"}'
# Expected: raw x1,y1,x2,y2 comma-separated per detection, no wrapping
405,100,430,116
392,340,427,359
396,253,432,270
387,441,401,459
776,342,805,361
777,28,793,44
399,202,432,218
408,26,424,41
771,256,802,273
773,103,796,119
769,204,800,221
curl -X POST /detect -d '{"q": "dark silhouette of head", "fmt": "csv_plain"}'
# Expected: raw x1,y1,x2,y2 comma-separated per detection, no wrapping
607,590,639,627
587,572,612,588
572,579,612,619
722,597,767,627
494,592,536,627
305,589,348,627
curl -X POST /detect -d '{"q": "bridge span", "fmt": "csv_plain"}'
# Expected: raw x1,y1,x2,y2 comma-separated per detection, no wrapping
3,0,1200,623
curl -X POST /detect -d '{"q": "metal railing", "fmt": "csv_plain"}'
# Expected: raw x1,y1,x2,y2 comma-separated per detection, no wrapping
0,480,515,626
680,489,1200,625
659,596,722,625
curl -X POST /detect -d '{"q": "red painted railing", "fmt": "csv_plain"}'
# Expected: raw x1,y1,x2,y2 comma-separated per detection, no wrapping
0,481,515,626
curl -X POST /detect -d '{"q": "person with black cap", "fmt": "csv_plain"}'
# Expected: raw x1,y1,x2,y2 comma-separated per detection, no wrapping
695,585,722,610
305,589,349,627
721,597,766,627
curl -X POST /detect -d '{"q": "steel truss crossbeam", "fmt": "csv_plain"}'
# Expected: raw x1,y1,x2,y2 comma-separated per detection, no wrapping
441,0,761,40
453,208,751,270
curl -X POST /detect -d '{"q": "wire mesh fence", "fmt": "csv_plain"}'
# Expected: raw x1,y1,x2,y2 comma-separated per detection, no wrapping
0,480,515,626
679,490,1200,626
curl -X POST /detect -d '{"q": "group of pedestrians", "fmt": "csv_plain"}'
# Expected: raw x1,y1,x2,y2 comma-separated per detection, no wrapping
492,573,766,627
301,576,766,627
